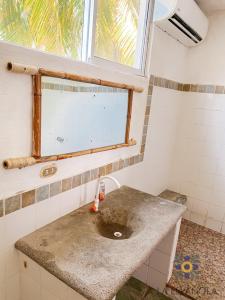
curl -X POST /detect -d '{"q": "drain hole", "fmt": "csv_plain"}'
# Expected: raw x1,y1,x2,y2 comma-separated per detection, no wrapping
114,231,122,238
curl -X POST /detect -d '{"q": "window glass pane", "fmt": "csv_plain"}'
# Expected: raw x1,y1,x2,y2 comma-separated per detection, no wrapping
0,0,85,60
95,0,142,67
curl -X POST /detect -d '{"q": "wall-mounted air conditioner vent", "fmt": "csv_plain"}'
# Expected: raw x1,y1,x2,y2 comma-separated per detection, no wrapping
154,0,208,47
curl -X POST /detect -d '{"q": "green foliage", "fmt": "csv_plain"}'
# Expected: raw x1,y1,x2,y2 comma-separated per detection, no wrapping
95,0,139,66
0,0,139,65
0,0,84,59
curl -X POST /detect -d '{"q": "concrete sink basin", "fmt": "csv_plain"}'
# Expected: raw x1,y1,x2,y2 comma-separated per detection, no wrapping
95,207,142,240
15,186,186,300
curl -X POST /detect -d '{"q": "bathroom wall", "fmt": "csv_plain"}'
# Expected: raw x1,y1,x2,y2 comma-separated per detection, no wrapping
0,38,149,299
169,11,225,232
0,24,188,299
126,26,188,195
150,26,188,82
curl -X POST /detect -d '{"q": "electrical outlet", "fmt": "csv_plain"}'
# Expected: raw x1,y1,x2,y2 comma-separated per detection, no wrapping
40,164,57,177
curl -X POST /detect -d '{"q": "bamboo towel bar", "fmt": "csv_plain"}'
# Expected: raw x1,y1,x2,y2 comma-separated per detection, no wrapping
3,157,37,169
3,139,136,169
7,62,39,75
7,62,144,93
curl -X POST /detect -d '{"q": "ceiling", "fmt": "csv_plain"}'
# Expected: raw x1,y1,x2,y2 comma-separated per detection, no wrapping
195,0,225,15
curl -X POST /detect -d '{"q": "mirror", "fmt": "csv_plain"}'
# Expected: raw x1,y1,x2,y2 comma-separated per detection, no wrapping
33,72,134,158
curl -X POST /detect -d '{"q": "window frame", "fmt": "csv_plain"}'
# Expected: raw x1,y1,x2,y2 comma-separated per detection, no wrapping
84,0,154,77
0,0,154,77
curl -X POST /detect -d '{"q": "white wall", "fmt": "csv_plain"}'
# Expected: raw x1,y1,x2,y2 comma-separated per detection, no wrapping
186,11,225,84
169,12,225,232
150,26,188,82
126,26,187,195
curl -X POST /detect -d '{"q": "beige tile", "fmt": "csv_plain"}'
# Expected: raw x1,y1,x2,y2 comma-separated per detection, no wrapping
5,195,20,215
190,84,198,92
139,154,144,162
62,178,72,192
22,190,35,208
134,155,140,164
36,185,49,202
82,171,91,184
149,75,154,85
98,166,106,176
140,144,145,154
145,106,150,116
148,84,153,95
142,135,147,145
215,85,224,94
124,158,130,168
178,83,183,91
90,168,99,180
129,156,135,165
183,84,191,92
118,159,124,170
105,164,113,175
165,79,169,89
72,174,81,188
205,85,215,93
142,125,148,135
146,95,152,106
0,200,3,217
50,181,62,197
144,115,150,126
112,161,120,172
168,80,174,89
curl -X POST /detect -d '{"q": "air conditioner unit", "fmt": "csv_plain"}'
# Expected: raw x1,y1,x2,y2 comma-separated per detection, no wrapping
153,0,208,47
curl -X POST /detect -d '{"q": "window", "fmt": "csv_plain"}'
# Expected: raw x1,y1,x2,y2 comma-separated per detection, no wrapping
0,0,85,60
0,0,153,74
95,0,147,68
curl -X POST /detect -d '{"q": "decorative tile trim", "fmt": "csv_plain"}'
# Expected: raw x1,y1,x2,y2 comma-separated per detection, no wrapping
0,82,152,217
0,200,3,217
4,74,223,217
149,75,225,94
42,82,127,93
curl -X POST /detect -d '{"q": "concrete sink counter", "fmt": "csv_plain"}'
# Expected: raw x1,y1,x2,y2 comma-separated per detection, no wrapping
15,186,186,300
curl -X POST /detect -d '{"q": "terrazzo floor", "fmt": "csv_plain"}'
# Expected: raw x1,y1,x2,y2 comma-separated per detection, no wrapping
167,219,225,300
116,219,225,300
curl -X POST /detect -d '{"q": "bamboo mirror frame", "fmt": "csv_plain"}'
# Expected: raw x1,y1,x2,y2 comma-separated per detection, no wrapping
3,62,143,169
32,69,140,161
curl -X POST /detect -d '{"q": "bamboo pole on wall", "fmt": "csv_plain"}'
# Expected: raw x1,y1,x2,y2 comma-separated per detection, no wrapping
5,61,140,169
32,74,42,157
3,139,136,169
39,69,143,93
7,62,144,93
125,90,134,144
7,62,39,75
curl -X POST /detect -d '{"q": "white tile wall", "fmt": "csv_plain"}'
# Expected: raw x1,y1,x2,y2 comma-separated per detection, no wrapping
133,219,181,293
169,92,225,232
125,87,184,196
0,184,93,300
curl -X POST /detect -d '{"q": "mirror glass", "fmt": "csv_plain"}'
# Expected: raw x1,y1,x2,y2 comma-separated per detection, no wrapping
41,76,129,156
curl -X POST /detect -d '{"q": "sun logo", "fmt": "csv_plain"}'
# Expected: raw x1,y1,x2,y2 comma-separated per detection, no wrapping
174,255,200,279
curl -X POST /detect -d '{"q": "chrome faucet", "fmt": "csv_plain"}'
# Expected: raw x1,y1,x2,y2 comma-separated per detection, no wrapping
90,176,121,212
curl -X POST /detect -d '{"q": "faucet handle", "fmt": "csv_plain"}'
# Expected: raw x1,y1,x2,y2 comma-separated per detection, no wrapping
90,198,99,213
99,182,105,201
